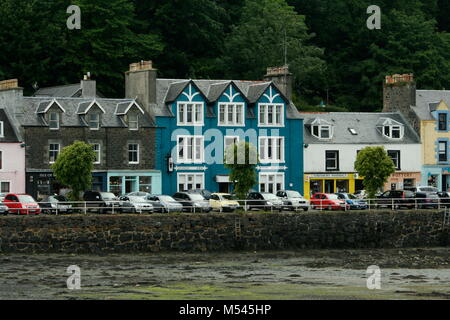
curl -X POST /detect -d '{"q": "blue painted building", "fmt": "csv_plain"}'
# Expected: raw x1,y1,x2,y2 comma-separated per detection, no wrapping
125,62,304,196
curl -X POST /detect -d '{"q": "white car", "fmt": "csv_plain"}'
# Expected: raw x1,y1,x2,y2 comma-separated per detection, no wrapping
276,190,309,211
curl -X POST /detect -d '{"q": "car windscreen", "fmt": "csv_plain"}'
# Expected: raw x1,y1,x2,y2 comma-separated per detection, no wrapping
222,195,237,200
327,194,339,200
129,196,146,202
286,191,302,198
18,195,36,203
348,194,357,199
158,196,176,202
262,193,278,200
101,193,116,200
188,194,204,201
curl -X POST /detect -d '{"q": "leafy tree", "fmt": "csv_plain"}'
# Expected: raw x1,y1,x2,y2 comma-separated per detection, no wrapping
224,141,258,200
221,0,325,96
354,146,395,199
51,141,96,201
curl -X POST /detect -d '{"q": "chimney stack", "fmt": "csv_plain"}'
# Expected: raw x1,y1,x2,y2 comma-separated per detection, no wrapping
264,65,293,100
125,60,157,115
81,73,96,98
0,79,24,130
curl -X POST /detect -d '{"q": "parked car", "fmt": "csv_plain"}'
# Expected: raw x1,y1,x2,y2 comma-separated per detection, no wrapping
146,195,184,213
335,193,368,210
276,190,309,211
188,189,212,200
245,192,283,211
375,190,415,209
437,192,450,207
414,191,440,209
39,195,73,214
172,192,212,213
119,195,154,214
0,193,7,202
209,193,240,212
405,186,439,193
124,192,152,198
3,193,41,215
310,193,347,210
354,190,367,199
0,203,8,215
83,191,121,213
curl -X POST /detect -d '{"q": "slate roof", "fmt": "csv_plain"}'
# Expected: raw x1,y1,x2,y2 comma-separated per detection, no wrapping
0,108,22,142
33,83,104,98
18,97,154,128
412,90,450,121
154,78,302,119
300,112,420,144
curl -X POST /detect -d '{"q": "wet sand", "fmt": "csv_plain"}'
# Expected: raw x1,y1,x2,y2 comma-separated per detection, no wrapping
0,248,449,300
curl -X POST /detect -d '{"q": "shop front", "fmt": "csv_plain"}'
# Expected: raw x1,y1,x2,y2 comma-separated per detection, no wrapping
304,173,364,199
107,170,162,196
422,167,450,191
384,172,421,191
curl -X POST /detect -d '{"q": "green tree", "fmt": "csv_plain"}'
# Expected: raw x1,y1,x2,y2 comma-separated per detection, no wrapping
354,146,395,199
224,141,258,200
51,141,96,201
220,0,324,95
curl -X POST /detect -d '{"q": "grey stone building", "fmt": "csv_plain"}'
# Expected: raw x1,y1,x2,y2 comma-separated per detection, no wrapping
0,77,160,200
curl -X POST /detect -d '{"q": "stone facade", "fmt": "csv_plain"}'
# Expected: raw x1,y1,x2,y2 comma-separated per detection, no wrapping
0,211,448,254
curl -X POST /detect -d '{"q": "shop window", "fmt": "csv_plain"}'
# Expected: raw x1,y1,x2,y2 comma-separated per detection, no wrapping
109,176,123,196
336,180,349,193
403,179,415,189
139,176,152,193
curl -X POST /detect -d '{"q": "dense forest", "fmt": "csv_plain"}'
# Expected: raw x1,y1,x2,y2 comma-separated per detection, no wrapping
0,0,449,112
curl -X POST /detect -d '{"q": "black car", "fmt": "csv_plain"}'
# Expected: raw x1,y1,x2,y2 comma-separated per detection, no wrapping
172,192,212,213
375,190,415,209
246,192,283,211
39,195,74,214
83,191,121,213
437,192,450,207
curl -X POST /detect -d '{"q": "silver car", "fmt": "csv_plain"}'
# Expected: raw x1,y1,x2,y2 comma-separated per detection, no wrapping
276,190,309,211
120,196,154,213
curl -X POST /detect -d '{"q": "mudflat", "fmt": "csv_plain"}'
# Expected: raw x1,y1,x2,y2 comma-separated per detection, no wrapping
0,248,449,300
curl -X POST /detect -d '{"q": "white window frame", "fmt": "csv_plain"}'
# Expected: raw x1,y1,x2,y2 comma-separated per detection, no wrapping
387,150,401,170
0,121,4,137
439,141,448,162
92,143,101,164
218,103,245,126
49,112,60,130
312,124,333,139
177,172,205,192
0,181,11,193
258,136,285,163
383,125,404,139
258,103,284,127
128,114,139,130
128,143,139,164
325,150,339,171
259,172,285,193
88,113,100,130
49,143,60,164
177,135,204,164
0,150,2,170
177,102,204,126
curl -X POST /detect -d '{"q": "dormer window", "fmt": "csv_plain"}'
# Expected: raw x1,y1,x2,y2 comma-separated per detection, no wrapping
311,119,333,139
49,112,60,130
88,113,100,130
378,118,404,140
128,114,139,130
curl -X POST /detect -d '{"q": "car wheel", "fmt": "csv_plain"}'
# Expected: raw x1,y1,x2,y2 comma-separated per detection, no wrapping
327,205,332,211
303,207,309,212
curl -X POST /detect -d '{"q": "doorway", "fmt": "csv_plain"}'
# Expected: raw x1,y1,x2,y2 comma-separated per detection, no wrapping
218,183,230,193
443,175,449,192
325,180,334,193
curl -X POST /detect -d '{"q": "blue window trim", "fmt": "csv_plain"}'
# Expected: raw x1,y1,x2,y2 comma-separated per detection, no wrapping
435,111,450,132
435,138,450,164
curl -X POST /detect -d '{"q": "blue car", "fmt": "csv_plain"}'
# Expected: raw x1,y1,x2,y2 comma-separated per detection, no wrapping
335,193,368,210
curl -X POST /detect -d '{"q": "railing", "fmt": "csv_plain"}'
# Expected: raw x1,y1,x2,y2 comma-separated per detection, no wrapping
1,197,449,216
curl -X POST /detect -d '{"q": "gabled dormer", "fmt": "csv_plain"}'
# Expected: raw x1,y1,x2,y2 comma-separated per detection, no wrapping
36,99,66,130
115,101,145,130
250,83,289,128
77,100,105,130
212,82,248,127
166,81,207,126
377,117,404,140
309,118,334,140
430,100,450,132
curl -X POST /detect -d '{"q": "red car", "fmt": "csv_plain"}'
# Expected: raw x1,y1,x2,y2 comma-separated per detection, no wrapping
310,193,347,210
3,193,41,215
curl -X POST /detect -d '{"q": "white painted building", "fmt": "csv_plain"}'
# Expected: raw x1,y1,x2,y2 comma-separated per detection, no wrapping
300,112,422,198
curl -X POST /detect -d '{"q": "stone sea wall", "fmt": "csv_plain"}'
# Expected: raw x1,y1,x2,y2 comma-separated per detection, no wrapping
0,211,448,254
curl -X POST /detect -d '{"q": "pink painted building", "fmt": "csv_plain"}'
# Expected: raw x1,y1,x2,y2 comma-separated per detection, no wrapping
0,107,25,194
